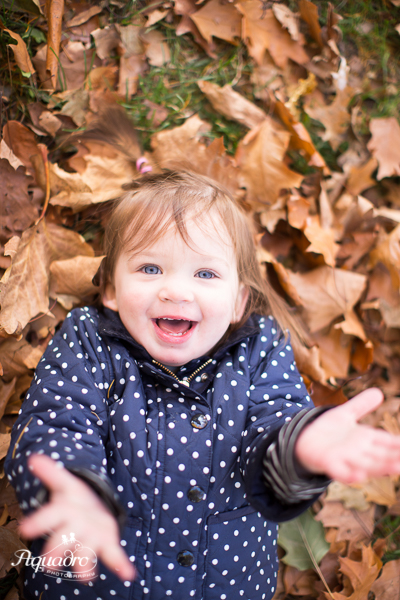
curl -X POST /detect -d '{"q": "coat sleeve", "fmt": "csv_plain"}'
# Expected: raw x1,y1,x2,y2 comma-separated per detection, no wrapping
4,307,120,518
240,315,325,522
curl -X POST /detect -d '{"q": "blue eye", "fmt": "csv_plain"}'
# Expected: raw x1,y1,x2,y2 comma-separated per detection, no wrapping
142,265,161,275
197,270,215,279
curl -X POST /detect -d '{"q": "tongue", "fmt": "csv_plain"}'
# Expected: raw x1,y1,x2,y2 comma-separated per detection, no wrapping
157,319,191,334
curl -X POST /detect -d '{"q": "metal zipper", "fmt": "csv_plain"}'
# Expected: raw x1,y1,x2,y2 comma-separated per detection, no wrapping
152,358,212,387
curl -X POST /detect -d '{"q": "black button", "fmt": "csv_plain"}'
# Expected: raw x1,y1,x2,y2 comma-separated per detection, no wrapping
191,413,208,429
177,550,194,567
187,486,206,502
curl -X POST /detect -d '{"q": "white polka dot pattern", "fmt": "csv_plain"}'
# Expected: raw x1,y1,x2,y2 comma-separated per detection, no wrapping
5,308,314,600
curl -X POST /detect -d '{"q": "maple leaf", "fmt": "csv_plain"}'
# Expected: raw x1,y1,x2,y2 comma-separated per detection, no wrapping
304,86,354,151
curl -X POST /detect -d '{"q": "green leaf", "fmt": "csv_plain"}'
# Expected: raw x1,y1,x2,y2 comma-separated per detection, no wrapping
278,509,330,571
0,0,42,15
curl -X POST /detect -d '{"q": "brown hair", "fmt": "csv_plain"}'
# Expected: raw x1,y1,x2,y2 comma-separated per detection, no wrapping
100,170,302,347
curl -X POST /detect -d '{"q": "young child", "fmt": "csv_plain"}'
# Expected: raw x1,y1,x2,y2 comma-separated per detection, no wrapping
5,169,400,600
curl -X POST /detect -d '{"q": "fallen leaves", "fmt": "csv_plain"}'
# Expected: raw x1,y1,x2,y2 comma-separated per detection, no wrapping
1,1,400,598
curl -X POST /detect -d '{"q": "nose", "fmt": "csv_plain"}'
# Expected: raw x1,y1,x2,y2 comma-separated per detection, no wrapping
158,276,195,304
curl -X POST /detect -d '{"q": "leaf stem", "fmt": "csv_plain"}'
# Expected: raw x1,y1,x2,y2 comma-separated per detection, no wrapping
35,144,50,225
296,520,335,599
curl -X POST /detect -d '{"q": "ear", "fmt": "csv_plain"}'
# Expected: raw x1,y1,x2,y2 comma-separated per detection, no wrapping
232,284,249,324
102,282,119,312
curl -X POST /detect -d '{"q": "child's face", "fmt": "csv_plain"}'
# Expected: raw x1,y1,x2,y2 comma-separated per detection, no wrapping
103,214,249,367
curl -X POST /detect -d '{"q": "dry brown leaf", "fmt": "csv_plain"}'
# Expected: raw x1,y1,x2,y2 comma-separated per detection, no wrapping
311,381,348,407
142,29,170,66
352,477,397,507
316,501,375,543
0,434,11,461
274,99,328,170
0,140,24,170
299,0,322,47
49,255,103,301
272,4,301,43
312,327,351,379
198,81,267,129
58,89,89,127
303,215,339,267
3,28,35,75
2,121,39,171
283,565,317,596
0,159,37,242
287,194,311,229
151,116,240,197
293,343,326,384
0,378,16,421
116,23,147,96
237,4,309,68
345,157,378,196
328,545,382,600
337,230,378,270
236,118,303,206
92,25,120,60
369,224,400,291
45,0,65,90
326,482,370,511
370,558,400,600
305,87,353,150
144,100,169,127
0,526,27,578
146,8,170,27
367,117,400,180
66,5,102,28
191,0,241,44
287,266,367,334
0,220,93,336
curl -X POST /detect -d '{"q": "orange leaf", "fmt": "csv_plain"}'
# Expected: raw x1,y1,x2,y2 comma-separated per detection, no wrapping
370,558,400,600
329,545,382,600
198,81,267,129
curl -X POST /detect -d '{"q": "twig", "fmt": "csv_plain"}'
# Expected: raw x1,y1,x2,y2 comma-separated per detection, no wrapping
296,520,335,600
35,144,51,225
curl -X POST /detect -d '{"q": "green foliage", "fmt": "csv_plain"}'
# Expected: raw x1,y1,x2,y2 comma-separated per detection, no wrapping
122,24,251,154
278,509,330,571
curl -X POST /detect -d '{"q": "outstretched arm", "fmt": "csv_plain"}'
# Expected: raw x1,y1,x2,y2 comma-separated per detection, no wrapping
295,388,400,483
20,454,135,582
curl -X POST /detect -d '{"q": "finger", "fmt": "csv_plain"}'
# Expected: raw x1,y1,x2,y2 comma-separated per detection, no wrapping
19,503,67,539
97,543,136,581
27,454,73,493
336,388,384,422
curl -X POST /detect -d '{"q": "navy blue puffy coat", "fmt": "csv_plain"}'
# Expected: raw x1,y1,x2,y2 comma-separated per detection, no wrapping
5,306,317,600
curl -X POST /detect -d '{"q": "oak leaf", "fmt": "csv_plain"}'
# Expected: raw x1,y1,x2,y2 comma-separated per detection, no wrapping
191,0,241,44
316,501,375,543
369,224,400,291
2,121,39,171
235,118,303,206
367,117,400,180
303,215,339,267
151,116,240,197
286,266,367,334
237,4,309,68
198,81,267,129
272,4,302,42
0,336,43,380
352,477,397,507
45,0,64,90
142,29,171,67
304,87,353,150
0,220,93,335
370,558,400,600
49,255,104,303
92,25,120,60
326,481,370,511
328,545,382,600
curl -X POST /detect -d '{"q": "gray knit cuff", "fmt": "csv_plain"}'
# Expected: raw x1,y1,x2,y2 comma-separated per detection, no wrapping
263,407,331,505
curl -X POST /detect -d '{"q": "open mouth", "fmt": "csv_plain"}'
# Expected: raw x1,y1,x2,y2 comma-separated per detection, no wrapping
153,318,195,337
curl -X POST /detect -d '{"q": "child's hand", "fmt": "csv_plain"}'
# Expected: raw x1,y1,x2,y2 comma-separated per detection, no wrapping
295,388,400,484
19,454,135,582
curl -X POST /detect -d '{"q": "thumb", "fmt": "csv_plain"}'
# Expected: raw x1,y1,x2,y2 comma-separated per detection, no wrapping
342,388,384,421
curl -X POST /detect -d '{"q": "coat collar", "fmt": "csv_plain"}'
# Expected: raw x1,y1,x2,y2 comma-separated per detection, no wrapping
98,307,261,368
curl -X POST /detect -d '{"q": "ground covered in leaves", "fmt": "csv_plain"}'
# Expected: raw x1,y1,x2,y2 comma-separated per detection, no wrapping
1,0,400,598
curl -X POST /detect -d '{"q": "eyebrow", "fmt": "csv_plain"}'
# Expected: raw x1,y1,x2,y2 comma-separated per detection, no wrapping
133,251,231,268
